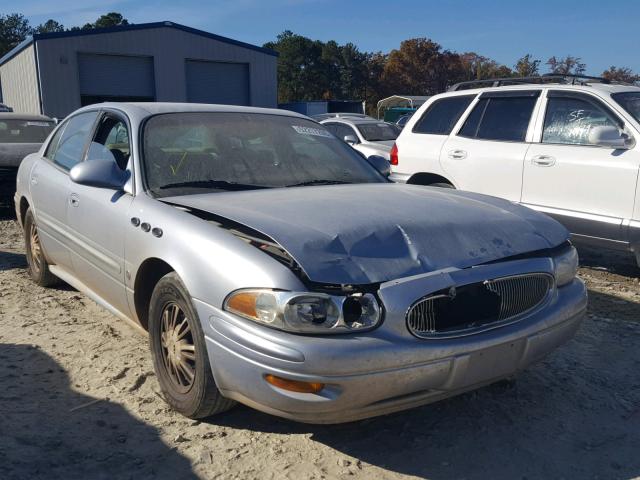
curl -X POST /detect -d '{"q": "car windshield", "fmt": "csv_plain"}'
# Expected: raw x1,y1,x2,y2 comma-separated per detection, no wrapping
612,92,640,123
0,119,55,143
356,122,400,141
143,112,385,197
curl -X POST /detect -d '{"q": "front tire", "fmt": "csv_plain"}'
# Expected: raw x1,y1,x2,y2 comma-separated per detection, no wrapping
148,272,235,419
23,208,59,287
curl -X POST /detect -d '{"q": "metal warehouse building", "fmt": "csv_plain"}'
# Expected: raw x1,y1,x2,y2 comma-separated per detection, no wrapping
0,21,278,118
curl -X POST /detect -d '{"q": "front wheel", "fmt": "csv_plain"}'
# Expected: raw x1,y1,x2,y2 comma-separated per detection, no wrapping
148,272,235,419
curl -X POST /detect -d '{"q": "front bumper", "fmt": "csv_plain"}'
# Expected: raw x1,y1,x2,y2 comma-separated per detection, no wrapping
197,263,586,424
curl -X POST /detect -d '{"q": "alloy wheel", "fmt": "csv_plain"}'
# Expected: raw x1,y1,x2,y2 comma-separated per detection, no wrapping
160,302,197,393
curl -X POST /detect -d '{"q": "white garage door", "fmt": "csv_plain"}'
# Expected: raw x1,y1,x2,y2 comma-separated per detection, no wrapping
186,60,250,106
78,54,155,103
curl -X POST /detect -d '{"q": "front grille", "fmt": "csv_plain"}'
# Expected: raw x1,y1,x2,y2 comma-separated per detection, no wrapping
407,273,553,338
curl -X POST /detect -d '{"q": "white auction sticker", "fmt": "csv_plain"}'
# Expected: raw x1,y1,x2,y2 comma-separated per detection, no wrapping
292,125,333,138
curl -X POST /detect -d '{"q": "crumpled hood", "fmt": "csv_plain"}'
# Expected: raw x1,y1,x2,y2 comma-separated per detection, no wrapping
0,143,42,168
165,184,569,285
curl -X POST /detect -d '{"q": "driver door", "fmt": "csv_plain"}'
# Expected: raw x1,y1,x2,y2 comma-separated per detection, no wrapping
522,90,640,242
66,111,134,317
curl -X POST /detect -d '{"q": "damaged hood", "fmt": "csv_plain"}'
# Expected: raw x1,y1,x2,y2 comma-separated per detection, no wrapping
165,184,569,285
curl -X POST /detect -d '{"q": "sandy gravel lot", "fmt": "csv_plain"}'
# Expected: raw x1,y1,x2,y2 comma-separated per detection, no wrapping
1,209,639,480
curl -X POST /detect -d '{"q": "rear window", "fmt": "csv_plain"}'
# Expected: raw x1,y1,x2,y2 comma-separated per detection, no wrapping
0,119,55,143
356,122,399,141
459,96,537,142
412,95,475,135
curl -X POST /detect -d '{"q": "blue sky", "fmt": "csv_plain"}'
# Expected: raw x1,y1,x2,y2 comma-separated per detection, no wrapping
12,0,640,75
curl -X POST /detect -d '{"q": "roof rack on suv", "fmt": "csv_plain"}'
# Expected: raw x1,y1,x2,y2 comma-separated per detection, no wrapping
448,73,614,92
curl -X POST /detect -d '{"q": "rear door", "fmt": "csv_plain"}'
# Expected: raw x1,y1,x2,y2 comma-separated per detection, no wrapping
66,111,134,317
522,89,640,243
29,111,99,270
395,95,475,177
439,90,541,201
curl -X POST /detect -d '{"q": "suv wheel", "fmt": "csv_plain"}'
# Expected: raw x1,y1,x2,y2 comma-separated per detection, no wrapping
148,272,235,419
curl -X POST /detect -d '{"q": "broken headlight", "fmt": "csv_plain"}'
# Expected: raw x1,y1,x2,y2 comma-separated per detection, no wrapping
224,289,381,333
553,246,579,286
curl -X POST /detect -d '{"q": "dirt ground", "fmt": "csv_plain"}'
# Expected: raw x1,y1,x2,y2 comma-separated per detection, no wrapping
1,209,639,480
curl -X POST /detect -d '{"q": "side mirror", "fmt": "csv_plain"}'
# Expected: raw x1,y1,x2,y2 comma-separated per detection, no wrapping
367,154,391,177
588,126,630,149
70,158,130,190
343,135,358,145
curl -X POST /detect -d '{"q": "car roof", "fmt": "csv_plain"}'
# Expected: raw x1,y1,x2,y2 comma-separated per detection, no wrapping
72,102,310,121
0,112,54,122
321,117,389,126
440,82,640,98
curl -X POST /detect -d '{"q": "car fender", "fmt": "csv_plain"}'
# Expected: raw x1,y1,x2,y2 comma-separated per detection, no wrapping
125,195,306,318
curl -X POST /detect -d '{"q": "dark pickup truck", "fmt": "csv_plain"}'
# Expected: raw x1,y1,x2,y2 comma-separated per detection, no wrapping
0,113,55,206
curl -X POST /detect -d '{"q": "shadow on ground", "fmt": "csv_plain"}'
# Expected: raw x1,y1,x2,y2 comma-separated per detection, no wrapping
575,242,639,279
0,344,197,480
209,287,640,480
0,250,26,271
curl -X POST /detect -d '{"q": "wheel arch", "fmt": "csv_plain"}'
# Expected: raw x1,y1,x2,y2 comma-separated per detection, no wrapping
407,172,455,187
133,257,176,331
18,196,30,229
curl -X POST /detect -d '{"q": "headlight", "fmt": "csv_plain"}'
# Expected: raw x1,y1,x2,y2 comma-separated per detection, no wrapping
553,246,579,286
224,289,381,333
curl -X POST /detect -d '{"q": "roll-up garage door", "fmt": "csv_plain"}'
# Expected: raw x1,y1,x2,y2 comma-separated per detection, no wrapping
186,60,250,106
78,54,155,105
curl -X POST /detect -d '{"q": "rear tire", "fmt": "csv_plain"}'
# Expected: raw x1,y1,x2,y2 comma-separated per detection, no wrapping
148,272,235,419
23,208,59,287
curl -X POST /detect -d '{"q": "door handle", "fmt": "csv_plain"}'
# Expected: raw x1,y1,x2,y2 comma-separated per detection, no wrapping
70,194,80,207
447,149,467,160
531,155,556,167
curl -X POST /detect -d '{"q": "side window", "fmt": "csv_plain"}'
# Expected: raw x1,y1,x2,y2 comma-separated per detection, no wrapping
459,96,538,142
542,96,621,146
413,95,475,134
326,123,355,142
44,124,67,160
88,115,131,170
51,111,99,170
324,123,342,138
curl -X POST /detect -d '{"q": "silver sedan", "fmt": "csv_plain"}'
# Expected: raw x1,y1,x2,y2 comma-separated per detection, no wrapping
15,103,587,423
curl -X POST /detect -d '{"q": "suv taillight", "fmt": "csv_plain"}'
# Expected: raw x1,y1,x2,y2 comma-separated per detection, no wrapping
390,143,398,166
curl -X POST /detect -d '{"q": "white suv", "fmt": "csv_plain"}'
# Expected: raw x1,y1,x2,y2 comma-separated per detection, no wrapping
391,76,640,265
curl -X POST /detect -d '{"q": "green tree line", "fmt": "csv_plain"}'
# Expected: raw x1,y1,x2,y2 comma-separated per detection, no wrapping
264,31,640,111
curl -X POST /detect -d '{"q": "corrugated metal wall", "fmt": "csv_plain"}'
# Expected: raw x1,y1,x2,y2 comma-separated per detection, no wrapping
35,26,277,118
0,45,40,114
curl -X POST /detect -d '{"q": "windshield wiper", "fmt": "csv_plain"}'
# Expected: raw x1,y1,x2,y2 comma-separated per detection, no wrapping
158,180,268,191
286,180,352,187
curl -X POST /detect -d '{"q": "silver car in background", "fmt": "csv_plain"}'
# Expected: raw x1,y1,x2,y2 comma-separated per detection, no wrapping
15,103,586,423
320,117,400,161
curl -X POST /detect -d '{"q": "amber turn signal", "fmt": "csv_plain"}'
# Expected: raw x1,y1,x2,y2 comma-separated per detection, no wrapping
226,291,258,318
264,374,324,394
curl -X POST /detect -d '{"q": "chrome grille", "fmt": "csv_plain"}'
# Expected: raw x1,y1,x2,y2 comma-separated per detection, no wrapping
407,273,553,337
